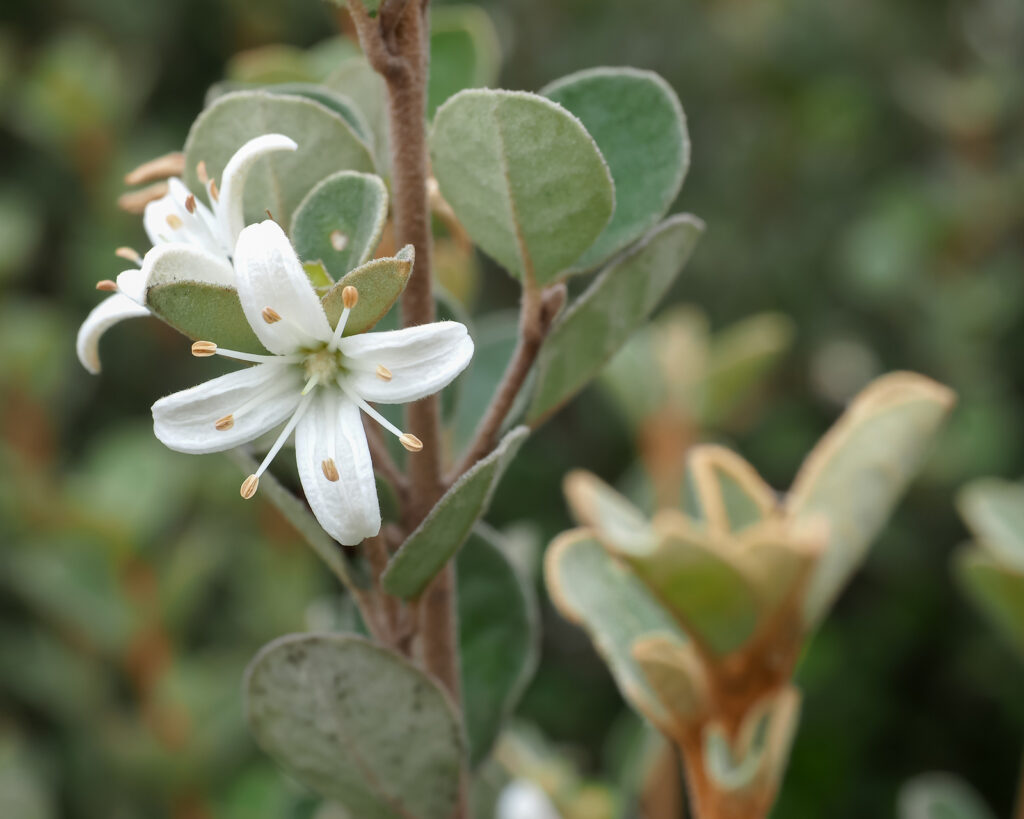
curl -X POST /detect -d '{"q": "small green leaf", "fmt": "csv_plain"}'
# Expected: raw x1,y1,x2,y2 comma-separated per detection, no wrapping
526,215,704,424
957,479,1024,573
544,529,686,732
956,549,1024,657
458,527,538,766
292,171,388,280
324,58,389,173
542,67,689,271
563,470,654,554
622,518,761,656
245,633,463,819
147,283,265,354
321,246,414,335
699,312,795,424
683,445,778,535
898,773,997,819
788,372,956,627
184,91,374,227
428,5,501,118
431,89,614,285
382,427,528,598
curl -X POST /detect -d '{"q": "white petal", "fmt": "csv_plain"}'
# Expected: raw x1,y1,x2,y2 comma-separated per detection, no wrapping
76,293,151,374
215,134,298,245
115,268,146,304
143,178,226,256
141,242,235,291
295,391,381,546
233,220,333,354
339,321,474,403
496,782,562,819
152,363,303,454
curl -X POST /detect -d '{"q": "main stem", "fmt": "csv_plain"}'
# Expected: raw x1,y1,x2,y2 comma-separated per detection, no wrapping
350,3,466,815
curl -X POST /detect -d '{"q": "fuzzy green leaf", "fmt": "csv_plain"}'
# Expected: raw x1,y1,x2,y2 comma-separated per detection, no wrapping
542,67,689,272
788,372,956,627
458,527,538,766
184,91,374,227
544,530,686,733
321,246,413,335
527,215,704,424
430,89,615,285
324,58,389,173
956,549,1024,657
957,479,1024,573
898,773,997,819
147,283,265,354
382,427,529,599
292,171,388,279
245,633,463,819
428,5,501,118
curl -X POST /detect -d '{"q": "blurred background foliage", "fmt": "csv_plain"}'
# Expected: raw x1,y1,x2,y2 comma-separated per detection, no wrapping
1,0,1023,816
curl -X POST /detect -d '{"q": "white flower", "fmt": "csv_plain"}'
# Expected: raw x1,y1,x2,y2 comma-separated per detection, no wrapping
151,220,474,546
496,781,562,819
76,133,297,374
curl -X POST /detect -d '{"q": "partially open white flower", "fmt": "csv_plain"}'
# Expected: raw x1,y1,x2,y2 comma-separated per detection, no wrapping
76,134,297,374
152,220,473,546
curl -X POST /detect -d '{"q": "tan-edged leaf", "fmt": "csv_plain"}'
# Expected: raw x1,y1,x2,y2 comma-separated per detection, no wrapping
563,469,654,553
632,635,708,731
321,246,413,336
957,478,1024,572
788,372,956,627
684,445,779,536
956,548,1024,657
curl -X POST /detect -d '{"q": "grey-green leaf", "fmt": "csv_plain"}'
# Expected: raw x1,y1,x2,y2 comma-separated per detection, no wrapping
526,215,704,424
245,633,464,819
321,246,413,335
898,773,997,819
458,527,538,766
428,5,501,118
430,89,615,285
147,283,266,354
544,529,686,732
184,91,374,227
542,67,689,272
382,427,529,598
292,171,389,279
956,549,1024,657
957,479,1024,573
788,372,956,628
324,58,389,174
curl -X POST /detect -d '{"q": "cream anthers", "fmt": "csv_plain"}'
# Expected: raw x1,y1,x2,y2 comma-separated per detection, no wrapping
151,220,473,546
76,134,297,374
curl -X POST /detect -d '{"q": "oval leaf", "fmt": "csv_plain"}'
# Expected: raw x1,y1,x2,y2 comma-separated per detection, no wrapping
430,89,614,285
898,774,997,819
184,91,374,227
382,427,528,599
428,5,501,118
321,246,414,335
956,549,1024,657
787,372,956,627
544,529,686,733
957,479,1024,573
458,527,539,766
526,214,704,424
245,633,464,819
292,171,389,279
147,283,265,354
542,67,689,271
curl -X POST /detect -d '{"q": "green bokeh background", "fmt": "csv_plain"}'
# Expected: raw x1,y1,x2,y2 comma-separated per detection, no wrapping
1,0,1022,816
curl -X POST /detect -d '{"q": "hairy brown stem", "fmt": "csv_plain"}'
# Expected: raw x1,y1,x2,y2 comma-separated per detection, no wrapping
449,283,566,481
349,4,468,815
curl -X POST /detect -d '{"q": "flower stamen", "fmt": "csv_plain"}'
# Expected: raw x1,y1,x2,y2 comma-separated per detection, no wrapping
240,474,259,499
376,365,392,381
215,414,234,431
321,458,340,482
96,279,118,292
399,433,423,452
190,340,300,364
166,214,184,230
338,380,422,452
115,246,143,266
328,286,359,352
185,194,196,214
262,307,282,324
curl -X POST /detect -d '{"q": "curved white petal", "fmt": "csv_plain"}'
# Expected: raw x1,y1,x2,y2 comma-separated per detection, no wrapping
234,220,332,355
152,363,303,454
215,134,298,246
76,293,151,374
339,321,474,403
296,390,381,546
115,268,146,304
143,178,226,256
141,242,235,291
